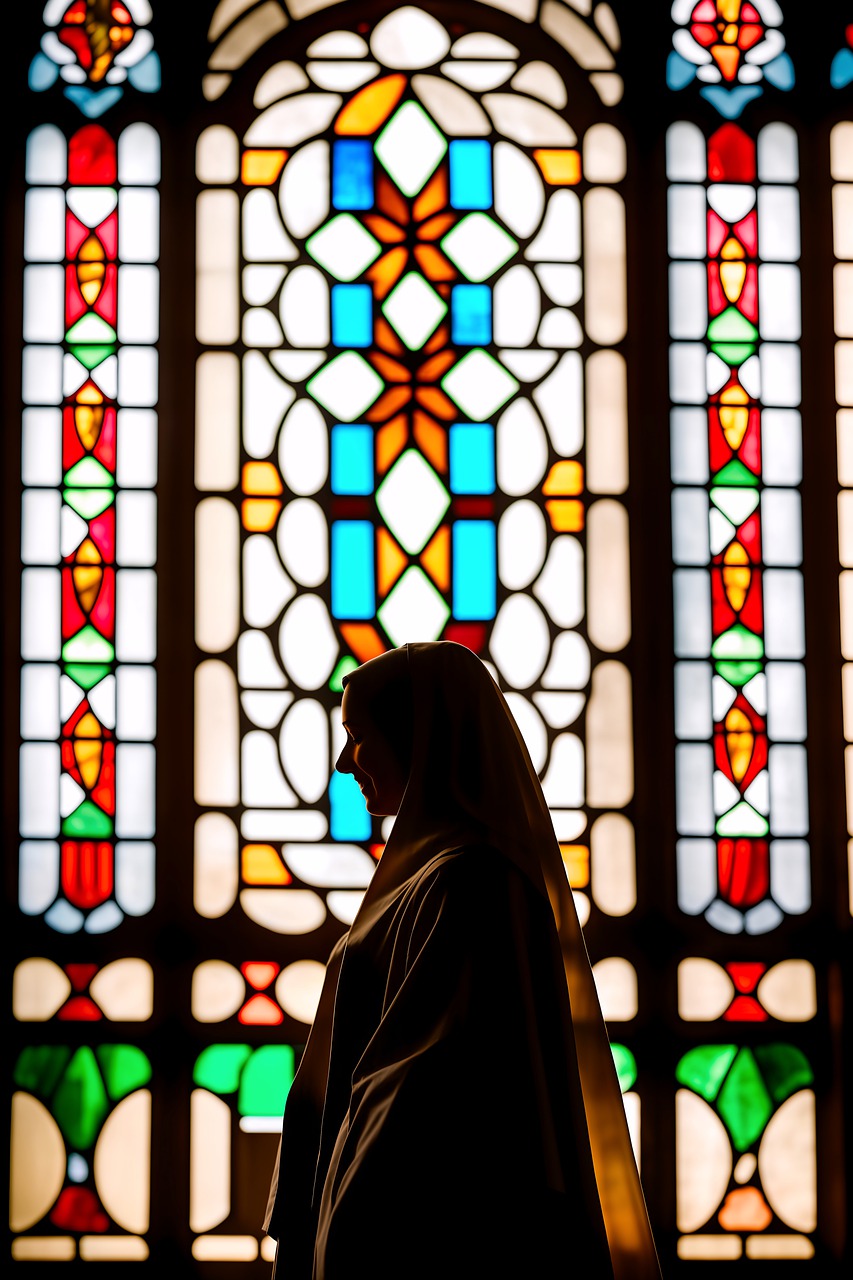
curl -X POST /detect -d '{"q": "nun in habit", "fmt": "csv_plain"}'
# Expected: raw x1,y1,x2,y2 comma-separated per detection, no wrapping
264,641,661,1278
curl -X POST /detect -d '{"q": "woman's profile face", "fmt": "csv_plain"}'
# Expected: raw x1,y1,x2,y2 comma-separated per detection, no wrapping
335,681,408,817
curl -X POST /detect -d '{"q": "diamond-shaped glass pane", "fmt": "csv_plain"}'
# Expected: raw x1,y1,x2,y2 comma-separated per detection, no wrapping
375,102,448,198
376,448,450,554
442,350,518,420
441,213,517,283
307,352,384,421
306,214,381,282
378,566,450,646
381,272,447,351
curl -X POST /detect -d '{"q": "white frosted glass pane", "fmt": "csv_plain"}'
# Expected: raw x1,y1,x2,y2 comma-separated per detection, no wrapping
833,187,853,260
841,571,853,660
768,744,808,836
115,841,156,916
19,841,60,914
23,266,64,343
118,189,160,263
757,188,800,261
766,663,806,741
762,410,801,486
673,569,710,657
117,348,158,407
196,353,239,490
196,498,240,653
670,408,709,484
493,264,539,347
118,266,159,344
22,346,63,405
761,490,801,566
20,744,60,837
830,123,853,181
197,191,239,344
26,125,66,184
760,345,800,407
676,744,714,835
584,188,625,345
243,189,299,262
669,262,707,339
757,123,798,183
839,491,853,567
116,492,157,566
24,189,65,261
770,840,811,913
116,570,157,662
583,123,625,183
764,570,804,659
586,662,632,809
281,265,329,346
117,667,157,740
836,264,853,338
675,662,713,739
758,265,800,341
587,501,630,652
586,351,627,494
672,489,710,565
22,408,61,486
118,123,160,185
279,139,329,239
525,190,580,262
21,664,60,739
839,342,853,408
666,122,706,181
116,409,158,488
196,125,239,183
21,568,60,660
21,491,61,565
676,839,716,914
670,344,707,405
195,661,239,806
116,744,155,838
667,187,705,259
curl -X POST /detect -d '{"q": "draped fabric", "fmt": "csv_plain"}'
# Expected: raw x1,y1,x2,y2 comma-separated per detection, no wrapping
264,641,661,1278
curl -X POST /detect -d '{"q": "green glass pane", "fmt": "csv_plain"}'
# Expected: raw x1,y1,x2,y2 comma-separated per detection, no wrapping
239,1045,295,1117
65,662,113,690
68,343,117,370
65,457,114,488
62,625,115,664
97,1045,151,1101
716,1047,773,1152
62,799,113,838
66,314,117,345
15,1045,71,1095
754,1043,813,1104
676,1044,737,1103
63,487,114,520
610,1043,637,1094
707,306,758,343
711,623,764,661
712,458,757,487
54,1047,109,1149
330,655,359,692
716,799,769,838
709,341,756,365
194,1044,252,1094
715,660,763,687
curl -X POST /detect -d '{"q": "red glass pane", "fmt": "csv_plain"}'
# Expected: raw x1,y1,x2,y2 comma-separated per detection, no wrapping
69,124,117,185
443,623,487,653
708,123,755,183
717,838,769,908
52,1186,110,1232
61,841,114,909
59,995,103,1021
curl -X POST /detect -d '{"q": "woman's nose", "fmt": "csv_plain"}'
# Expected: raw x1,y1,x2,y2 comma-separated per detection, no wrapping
335,743,352,774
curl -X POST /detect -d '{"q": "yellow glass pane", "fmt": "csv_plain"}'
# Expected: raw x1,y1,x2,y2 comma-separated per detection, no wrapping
336,74,406,135
242,843,291,884
377,528,408,595
241,149,287,185
560,843,589,887
241,498,281,531
533,149,581,184
420,525,450,591
545,498,584,530
543,460,583,495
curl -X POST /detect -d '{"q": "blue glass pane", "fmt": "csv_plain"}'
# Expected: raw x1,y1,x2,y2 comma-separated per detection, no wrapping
332,521,374,618
332,425,374,495
449,424,495,494
333,139,374,210
453,521,496,619
329,770,371,841
449,140,492,209
332,284,372,348
451,284,491,346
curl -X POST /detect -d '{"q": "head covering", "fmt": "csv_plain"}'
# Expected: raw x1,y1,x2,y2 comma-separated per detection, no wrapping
343,640,660,1279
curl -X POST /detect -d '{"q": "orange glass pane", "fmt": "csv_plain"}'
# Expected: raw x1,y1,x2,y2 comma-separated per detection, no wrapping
367,387,412,422
417,213,455,242
418,350,455,382
718,1188,772,1231
74,404,103,449
242,845,291,885
413,244,455,281
719,381,748,405
78,380,103,405
420,525,450,591
367,247,407,298
376,414,409,473
363,215,406,244
242,962,278,990
242,498,282,531
336,74,407,135
723,542,751,612
721,236,745,260
377,174,410,225
375,316,405,356
370,351,410,383
543,460,584,495
73,565,102,613
711,43,741,82
239,993,283,1025
560,844,589,888
415,386,456,420
340,623,387,662
243,461,283,494
413,410,447,472
424,324,449,354
377,528,408,596
413,167,447,221
545,499,584,531
533,149,581,185
241,149,287,185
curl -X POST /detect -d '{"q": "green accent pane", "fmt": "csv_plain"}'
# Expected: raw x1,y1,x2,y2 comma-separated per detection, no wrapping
63,625,115,664
63,488,114,520
15,1045,72,1096
330,656,359,692
62,799,113,838
676,1044,737,1103
754,1043,813,1104
610,1043,637,1094
707,306,758,343
68,343,117,370
65,457,114,488
65,662,113,691
712,458,758,487
194,1044,252,1094
97,1045,152,1101
715,660,763,687
711,623,764,661
716,1047,773,1152
66,314,117,345
54,1047,109,1149
239,1045,295,1117
716,800,769,838
709,341,756,365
